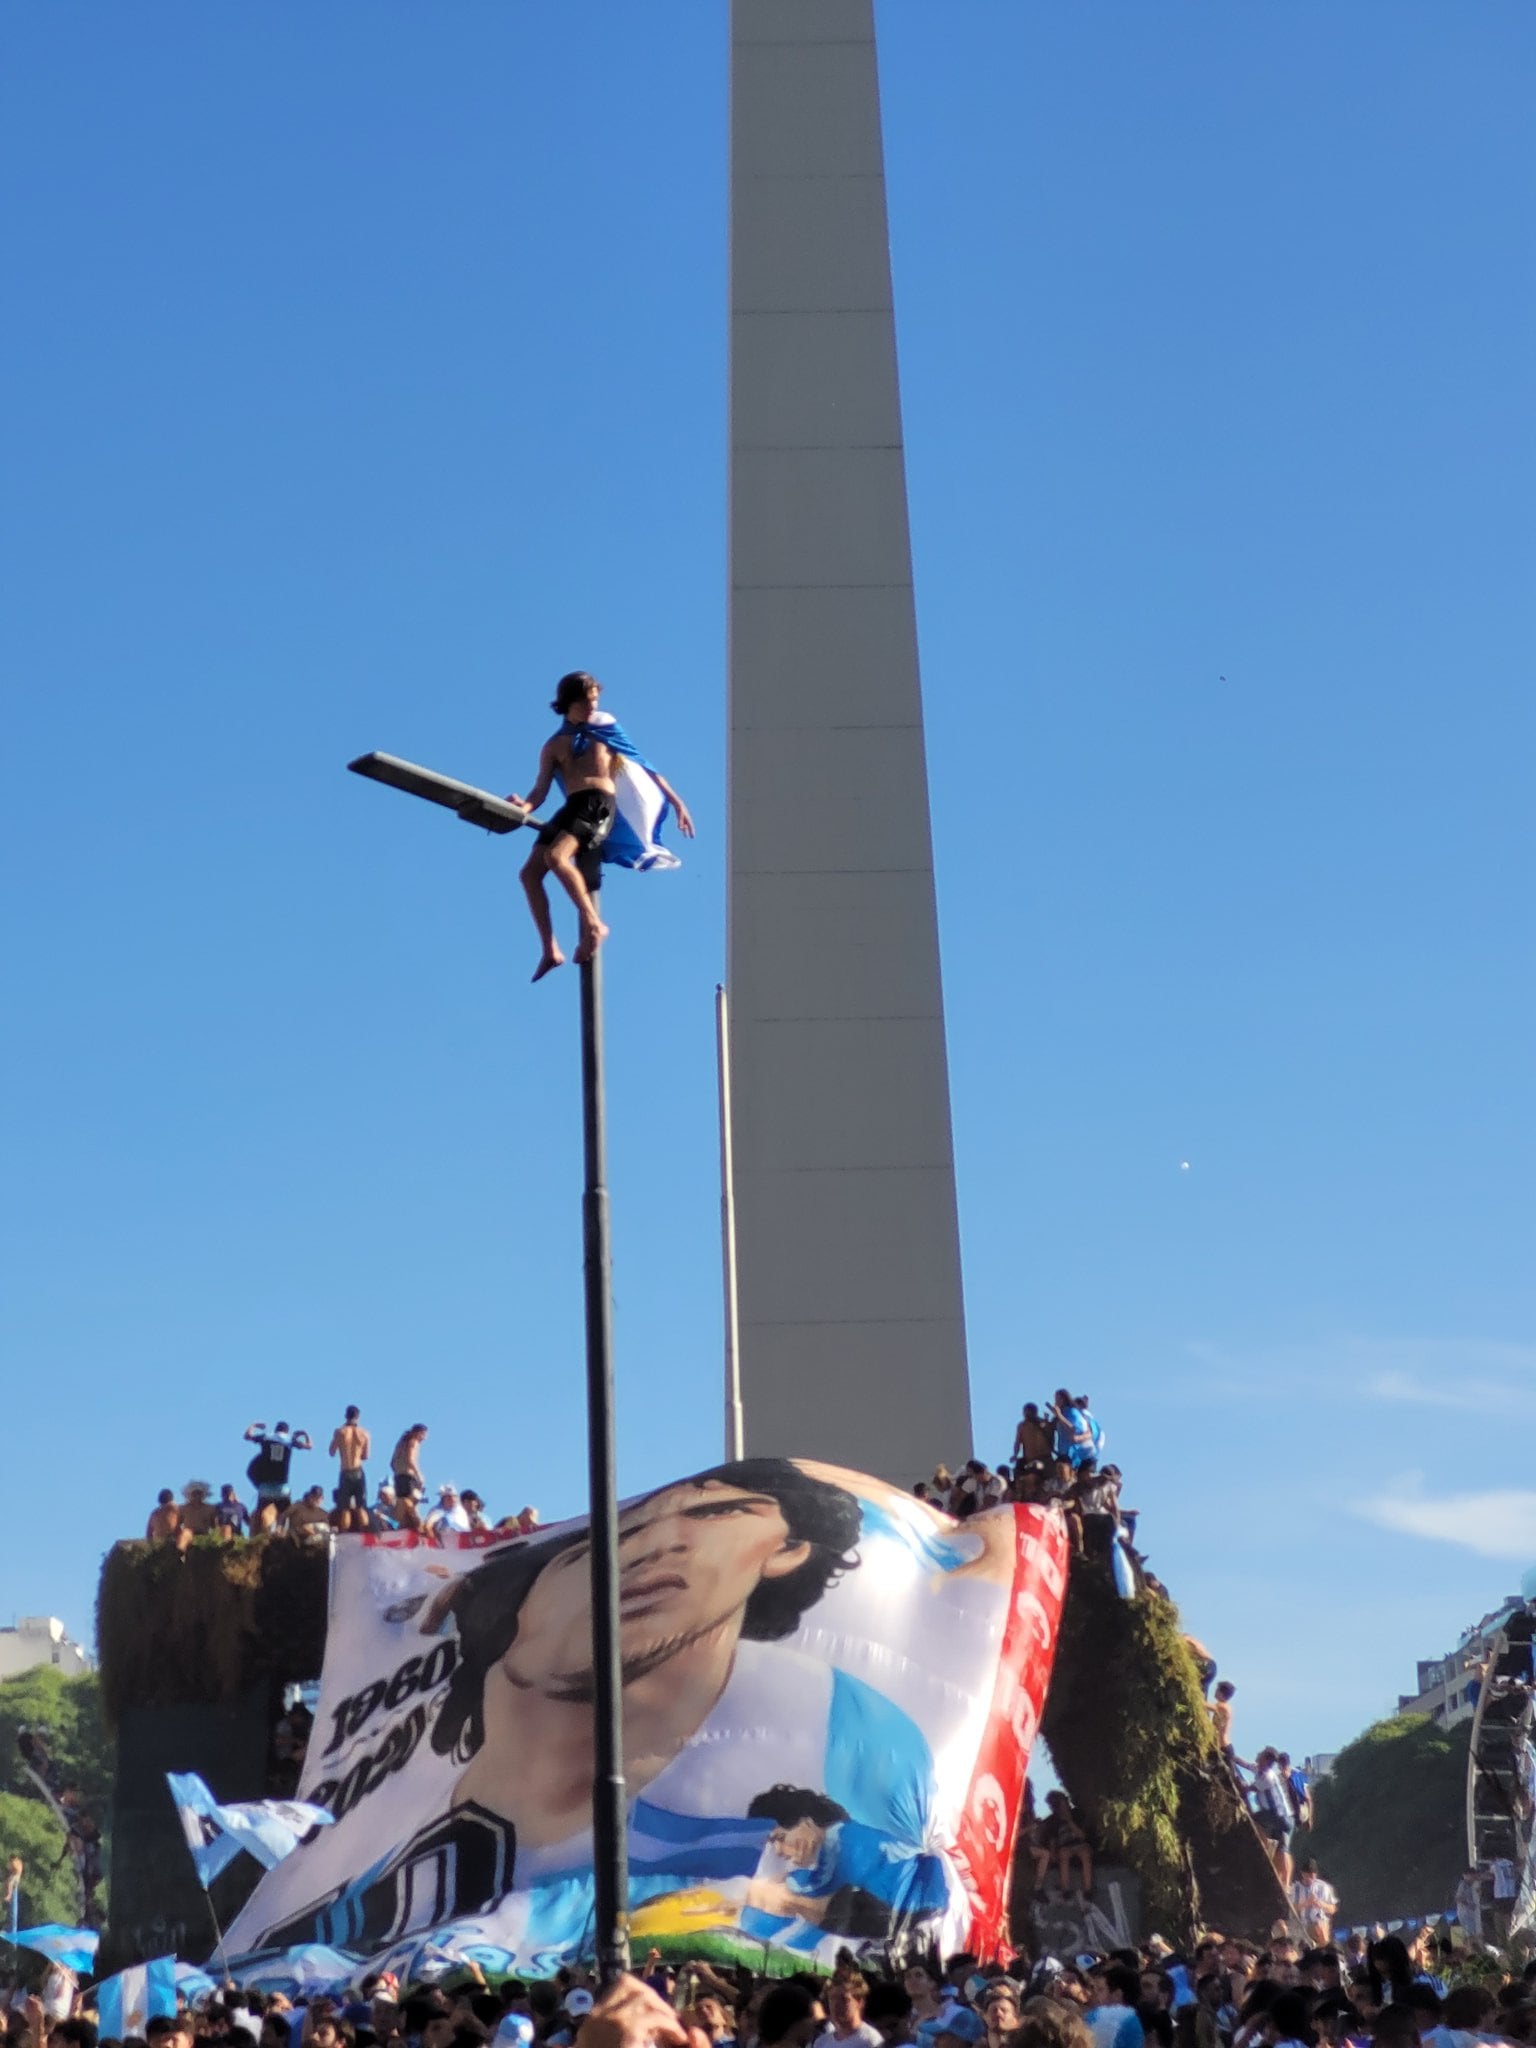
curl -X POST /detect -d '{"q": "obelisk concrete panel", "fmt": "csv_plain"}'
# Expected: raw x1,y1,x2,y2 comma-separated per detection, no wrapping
731,873,947,1022
732,313,902,449
734,0,875,46
732,180,895,313
728,0,973,1479
730,586,925,729
732,48,884,176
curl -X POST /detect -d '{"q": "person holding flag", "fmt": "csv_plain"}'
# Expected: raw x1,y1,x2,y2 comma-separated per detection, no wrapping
508,672,694,980
3,1923,99,1978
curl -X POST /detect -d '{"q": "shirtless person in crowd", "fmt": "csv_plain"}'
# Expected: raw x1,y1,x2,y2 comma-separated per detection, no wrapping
329,1405,371,1527
145,1489,180,1543
509,672,693,981
391,1422,429,1507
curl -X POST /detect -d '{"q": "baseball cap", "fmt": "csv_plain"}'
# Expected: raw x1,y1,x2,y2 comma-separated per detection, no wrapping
939,2014,987,2045
494,2019,536,2048
565,1990,595,2019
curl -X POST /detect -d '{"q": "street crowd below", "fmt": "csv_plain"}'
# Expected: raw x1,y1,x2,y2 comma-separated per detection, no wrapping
9,1921,1536,2048
142,1413,542,1551
909,1396,1330,1914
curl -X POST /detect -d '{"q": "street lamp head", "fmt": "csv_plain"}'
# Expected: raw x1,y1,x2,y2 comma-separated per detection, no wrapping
347,752,531,835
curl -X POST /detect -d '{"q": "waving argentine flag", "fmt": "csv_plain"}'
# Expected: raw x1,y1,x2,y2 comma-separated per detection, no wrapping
227,1944,355,1997
175,1965,219,2005
168,1772,333,1884
97,1957,177,2041
8,1925,99,1973
213,1797,334,1870
168,1773,244,1887
559,711,680,872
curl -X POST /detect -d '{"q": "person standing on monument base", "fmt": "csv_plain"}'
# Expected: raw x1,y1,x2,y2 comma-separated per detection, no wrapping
329,1403,371,1525
509,671,694,981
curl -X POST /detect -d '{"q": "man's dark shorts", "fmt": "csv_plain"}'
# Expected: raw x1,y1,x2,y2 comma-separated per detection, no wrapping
1255,1810,1292,1845
536,789,615,860
335,1470,367,1512
393,1470,424,1505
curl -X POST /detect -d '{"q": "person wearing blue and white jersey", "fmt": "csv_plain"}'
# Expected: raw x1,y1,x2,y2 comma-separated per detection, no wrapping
244,1458,945,1964
1048,1390,1094,1473
1085,1964,1146,2048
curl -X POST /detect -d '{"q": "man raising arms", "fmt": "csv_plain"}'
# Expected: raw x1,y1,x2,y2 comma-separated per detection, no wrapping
510,672,693,981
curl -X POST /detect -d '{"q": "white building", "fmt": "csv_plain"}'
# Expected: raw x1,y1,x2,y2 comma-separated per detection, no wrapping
0,1616,91,1681
1397,1595,1523,1729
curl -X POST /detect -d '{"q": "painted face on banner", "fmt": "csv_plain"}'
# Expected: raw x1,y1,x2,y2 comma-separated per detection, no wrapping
768,1817,827,1868
502,1479,812,1693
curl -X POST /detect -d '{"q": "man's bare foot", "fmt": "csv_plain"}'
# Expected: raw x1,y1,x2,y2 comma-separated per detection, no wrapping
573,921,610,965
531,948,565,984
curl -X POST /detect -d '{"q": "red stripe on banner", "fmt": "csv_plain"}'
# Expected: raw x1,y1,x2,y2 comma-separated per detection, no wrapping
951,1504,1070,1955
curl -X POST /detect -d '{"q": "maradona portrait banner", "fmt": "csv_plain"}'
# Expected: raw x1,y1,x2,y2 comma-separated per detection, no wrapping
225,1459,1067,1977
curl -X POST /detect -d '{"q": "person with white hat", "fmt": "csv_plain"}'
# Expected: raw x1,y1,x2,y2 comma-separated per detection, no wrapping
424,1484,471,1538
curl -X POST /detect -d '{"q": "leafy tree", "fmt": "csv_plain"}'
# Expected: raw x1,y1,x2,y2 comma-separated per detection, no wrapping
1300,1712,1470,1923
0,1668,113,1928
0,1792,84,1930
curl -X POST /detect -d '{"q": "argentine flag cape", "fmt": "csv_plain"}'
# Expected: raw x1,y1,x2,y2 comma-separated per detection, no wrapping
557,711,679,872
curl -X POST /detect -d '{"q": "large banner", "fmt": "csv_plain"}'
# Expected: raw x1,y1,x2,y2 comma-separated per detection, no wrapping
226,1459,1067,1976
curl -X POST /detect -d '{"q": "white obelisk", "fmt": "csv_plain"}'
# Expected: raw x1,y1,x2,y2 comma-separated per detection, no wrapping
727,0,973,1480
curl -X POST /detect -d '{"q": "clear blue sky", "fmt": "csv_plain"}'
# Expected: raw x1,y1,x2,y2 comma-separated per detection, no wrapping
3,2,1533,1765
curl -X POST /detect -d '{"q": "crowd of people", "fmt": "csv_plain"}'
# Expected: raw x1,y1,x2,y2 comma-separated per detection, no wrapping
907,1397,1333,1922
911,1393,1132,1554
6,1923,1536,2048
142,1412,541,1550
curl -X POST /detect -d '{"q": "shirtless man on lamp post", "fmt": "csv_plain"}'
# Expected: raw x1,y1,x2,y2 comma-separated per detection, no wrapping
508,672,694,981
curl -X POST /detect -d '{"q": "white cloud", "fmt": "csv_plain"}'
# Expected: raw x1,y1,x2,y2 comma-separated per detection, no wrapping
1183,1335,1536,1415
1355,1483,1536,1562
1365,1366,1536,1416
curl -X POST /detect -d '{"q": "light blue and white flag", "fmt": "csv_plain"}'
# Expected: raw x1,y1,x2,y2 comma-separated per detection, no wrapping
212,1799,334,1871
8,1925,99,1973
174,1965,218,2005
168,1775,332,1881
227,1944,354,1997
166,1773,243,1888
97,1957,177,2040
560,711,681,872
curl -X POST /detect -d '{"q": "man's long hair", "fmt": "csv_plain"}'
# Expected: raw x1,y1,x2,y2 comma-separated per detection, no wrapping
551,671,599,715
431,1457,861,1762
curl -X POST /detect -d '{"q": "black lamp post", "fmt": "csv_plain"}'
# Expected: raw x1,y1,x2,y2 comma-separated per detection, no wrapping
347,751,631,1982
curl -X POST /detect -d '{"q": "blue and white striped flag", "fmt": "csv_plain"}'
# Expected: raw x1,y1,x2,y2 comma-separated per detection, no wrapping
8,1925,99,1973
174,1964,218,2005
97,1956,177,2040
166,1773,243,1888
211,1798,333,1870
167,1775,332,1881
562,711,681,873
227,1944,354,1997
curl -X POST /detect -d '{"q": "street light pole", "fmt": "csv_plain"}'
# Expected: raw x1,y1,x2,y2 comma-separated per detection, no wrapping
716,984,744,1462
579,946,630,1985
345,751,630,1984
